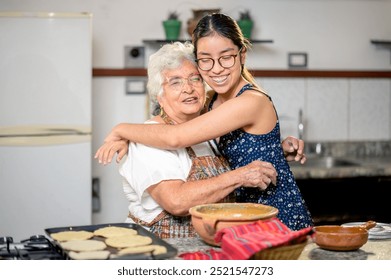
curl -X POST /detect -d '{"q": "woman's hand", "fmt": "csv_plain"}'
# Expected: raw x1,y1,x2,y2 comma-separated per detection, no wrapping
237,160,277,190
281,136,306,164
95,139,129,165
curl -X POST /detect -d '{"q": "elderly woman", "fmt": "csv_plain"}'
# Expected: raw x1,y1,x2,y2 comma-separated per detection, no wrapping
118,42,277,238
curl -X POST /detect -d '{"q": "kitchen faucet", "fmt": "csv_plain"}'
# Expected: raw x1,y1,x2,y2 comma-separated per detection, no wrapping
298,109,304,140
298,109,311,155
298,109,323,156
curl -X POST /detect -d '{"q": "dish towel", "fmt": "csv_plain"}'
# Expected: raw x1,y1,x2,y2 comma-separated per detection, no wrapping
179,217,313,260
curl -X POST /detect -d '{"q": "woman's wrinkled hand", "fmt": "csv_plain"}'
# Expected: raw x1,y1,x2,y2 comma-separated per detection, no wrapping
237,160,277,190
282,136,307,164
94,139,129,165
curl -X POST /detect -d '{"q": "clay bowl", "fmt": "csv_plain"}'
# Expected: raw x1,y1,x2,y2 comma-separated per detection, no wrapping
189,203,278,246
313,221,376,251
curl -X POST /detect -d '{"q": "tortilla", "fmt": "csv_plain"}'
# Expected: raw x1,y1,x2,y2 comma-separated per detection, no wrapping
105,235,153,248
93,226,137,238
50,230,93,241
118,245,167,256
60,239,107,252
68,250,110,260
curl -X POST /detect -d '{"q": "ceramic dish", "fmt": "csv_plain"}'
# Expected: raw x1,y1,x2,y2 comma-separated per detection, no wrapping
341,222,391,240
189,203,279,246
313,221,376,251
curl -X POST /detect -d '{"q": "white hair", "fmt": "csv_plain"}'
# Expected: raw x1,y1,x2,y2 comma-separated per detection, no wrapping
147,41,199,114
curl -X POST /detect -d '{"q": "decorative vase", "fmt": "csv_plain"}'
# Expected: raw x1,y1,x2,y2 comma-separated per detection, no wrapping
237,19,253,39
163,19,181,40
187,8,221,37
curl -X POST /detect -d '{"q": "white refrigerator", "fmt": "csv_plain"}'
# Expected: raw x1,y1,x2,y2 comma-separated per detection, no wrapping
0,12,92,241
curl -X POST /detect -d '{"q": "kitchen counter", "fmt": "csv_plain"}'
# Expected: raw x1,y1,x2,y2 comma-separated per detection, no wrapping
165,237,391,260
289,141,391,180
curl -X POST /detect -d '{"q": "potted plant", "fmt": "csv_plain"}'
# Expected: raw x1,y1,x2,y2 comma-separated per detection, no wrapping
187,8,221,37
162,11,181,41
237,10,253,39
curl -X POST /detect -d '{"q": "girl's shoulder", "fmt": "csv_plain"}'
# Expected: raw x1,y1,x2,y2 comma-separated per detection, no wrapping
239,84,272,102
240,83,268,95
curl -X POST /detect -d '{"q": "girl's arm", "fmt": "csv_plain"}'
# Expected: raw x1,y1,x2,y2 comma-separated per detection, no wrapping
95,92,273,163
122,93,261,148
95,92,306,165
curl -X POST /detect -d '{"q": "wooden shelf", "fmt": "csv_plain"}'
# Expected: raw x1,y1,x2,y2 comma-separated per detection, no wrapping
93,68,147,77
143,39,189,44
142,39,273,44
371,40,391,63
93,68,391,78
249,39,273,44
371,40,391,45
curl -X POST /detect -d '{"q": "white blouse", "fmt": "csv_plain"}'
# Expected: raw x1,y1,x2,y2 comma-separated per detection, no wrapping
119,122,217,223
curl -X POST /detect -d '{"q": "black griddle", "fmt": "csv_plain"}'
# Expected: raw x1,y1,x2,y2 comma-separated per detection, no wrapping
45,223,178,260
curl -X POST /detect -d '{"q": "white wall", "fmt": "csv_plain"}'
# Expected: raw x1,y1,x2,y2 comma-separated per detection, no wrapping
2,0,390,224
1,0,391,69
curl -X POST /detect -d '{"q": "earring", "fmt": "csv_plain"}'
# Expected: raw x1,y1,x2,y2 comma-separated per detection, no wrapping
159,107,165,117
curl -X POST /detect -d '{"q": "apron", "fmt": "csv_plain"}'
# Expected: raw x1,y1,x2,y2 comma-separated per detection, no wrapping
128,112,233,238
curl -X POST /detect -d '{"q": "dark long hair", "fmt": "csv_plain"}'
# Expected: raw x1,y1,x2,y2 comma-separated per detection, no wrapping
192,13,260,90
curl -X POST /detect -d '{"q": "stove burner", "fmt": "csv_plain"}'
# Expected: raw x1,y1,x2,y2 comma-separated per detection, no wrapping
0,235,65,260
0,236,14,244
22,234,46,242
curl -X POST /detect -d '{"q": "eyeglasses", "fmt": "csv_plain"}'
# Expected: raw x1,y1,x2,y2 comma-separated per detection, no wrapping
163,74,203,92
195,48,243,71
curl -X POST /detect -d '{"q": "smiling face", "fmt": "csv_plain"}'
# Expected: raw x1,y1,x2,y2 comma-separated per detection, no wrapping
157,59,206,124
195,34,247,99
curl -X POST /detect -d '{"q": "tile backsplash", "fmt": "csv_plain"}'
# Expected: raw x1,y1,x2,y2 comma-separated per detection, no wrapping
304,140,391,158
257,77,391,141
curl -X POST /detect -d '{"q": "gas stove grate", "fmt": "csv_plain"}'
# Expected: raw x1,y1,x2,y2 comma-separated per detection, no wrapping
0,235,65,260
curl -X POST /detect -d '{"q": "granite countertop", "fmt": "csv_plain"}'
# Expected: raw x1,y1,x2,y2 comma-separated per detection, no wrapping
289,141,391,180
299,239,391,260
290,155,391,179
165,237,391,260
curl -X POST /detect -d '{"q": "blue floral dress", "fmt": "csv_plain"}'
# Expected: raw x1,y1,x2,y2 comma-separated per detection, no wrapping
208,84,313,230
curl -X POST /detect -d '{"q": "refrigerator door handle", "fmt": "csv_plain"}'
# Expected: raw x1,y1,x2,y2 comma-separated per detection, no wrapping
0,125,91,146
0,130,91,138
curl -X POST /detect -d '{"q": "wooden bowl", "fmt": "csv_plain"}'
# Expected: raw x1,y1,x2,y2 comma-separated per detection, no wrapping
313,221,376,251
189,203,278,246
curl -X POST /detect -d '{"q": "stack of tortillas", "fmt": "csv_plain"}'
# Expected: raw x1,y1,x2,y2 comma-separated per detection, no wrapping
50,230,93,242
50,230,110,260
99,226,167,258
50,226,167,259
93,226,137,238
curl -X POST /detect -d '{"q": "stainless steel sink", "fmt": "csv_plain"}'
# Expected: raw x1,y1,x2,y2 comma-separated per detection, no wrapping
289,156,360,168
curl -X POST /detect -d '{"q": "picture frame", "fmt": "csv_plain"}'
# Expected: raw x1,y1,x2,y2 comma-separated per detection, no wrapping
288,52,308,68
